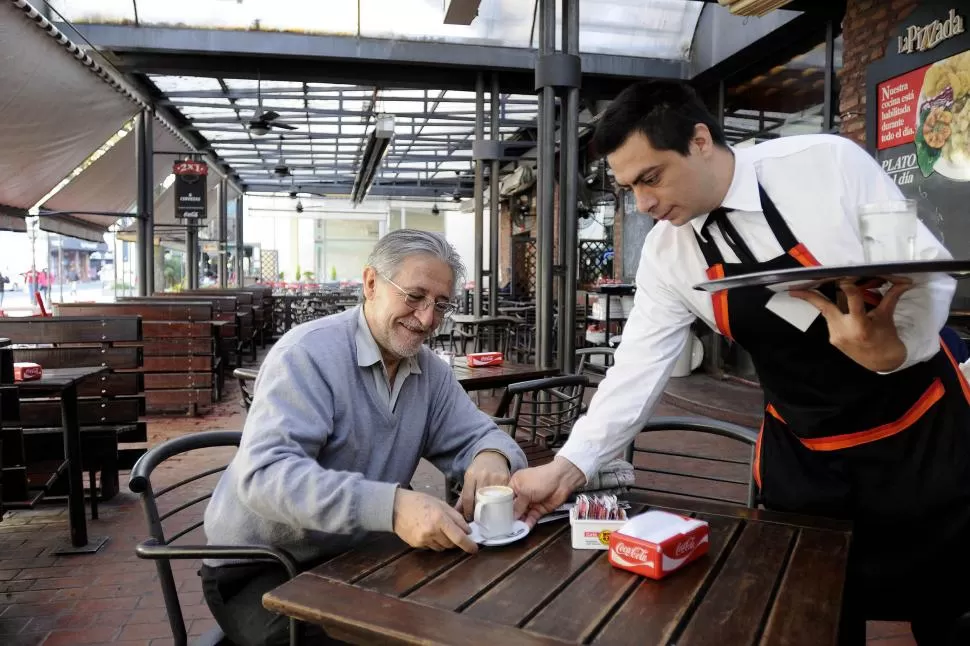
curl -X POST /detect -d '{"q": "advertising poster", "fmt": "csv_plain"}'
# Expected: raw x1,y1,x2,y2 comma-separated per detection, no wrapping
868,4,970,306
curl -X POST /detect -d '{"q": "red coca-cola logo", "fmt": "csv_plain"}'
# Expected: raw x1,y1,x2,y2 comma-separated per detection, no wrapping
674,536,697,557
614,542,650,563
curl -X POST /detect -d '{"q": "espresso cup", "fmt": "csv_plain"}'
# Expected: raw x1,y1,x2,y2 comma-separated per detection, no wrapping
474,485,514,539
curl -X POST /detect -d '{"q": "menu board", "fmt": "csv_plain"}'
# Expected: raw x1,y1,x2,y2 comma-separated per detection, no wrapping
868,5,970,307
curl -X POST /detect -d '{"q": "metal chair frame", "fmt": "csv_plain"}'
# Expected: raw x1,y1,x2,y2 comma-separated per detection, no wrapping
129,431,302,646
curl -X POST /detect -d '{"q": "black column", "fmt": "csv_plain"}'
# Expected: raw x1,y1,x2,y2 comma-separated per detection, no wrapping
536,0,556,368
235,194,245,287
218,180,228,288
135,112,154,296
559,0,580,374
489,74,501,318
473,73,485,317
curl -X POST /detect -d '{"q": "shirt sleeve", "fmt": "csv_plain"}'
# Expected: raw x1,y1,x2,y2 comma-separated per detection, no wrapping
556,239,697,481
423,359,528,478
836,139,955,372
234,344,399,535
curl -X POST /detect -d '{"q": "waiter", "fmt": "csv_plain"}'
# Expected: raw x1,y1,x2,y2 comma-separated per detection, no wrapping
511,80,970,645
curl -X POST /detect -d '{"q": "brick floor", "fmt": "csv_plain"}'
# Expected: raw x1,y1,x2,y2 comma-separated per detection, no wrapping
0,347,913,645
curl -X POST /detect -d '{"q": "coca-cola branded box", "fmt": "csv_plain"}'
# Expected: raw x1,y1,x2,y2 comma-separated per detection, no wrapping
13,362,43,382
608,510,710,580
466,352,504,367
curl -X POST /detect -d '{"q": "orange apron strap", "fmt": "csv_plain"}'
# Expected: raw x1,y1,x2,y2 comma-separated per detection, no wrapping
753,422,764,490
789,243,881,306
798,378,945,451
706,264,733,341
941,340,970,404
787,243,820,268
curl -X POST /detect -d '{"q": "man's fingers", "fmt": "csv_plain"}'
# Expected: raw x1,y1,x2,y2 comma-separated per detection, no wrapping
874,280,913,317
789,289,841,318
459,477,477,521
444,504,472,534
838,281,866,317
440,517,479,554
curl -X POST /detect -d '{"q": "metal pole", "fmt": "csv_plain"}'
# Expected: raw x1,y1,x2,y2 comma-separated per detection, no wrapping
489,74,501,318
473,72,485,318
537,0,556,368
186,225,199,289
560,0,580,374
235,194,245,287
135,111,153,296
218,180,228,288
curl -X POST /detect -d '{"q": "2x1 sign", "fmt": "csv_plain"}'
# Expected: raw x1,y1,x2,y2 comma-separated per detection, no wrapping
174,160,208,220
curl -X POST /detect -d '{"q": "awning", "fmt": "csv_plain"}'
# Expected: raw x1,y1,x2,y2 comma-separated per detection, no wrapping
40,124,192,241
0,0,141,229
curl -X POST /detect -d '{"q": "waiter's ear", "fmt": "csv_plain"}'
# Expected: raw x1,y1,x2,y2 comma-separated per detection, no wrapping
690,124,715,158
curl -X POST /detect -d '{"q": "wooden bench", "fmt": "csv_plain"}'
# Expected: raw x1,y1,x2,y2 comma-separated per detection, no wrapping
121,294,245,369
180,289,262,360
0,317,146,510
55,303,222,416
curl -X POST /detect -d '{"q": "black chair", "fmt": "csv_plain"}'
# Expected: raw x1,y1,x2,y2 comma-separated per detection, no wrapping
232,368,258,411
623,416,759,508
129,431,302,646
492,374,589,447
574,347,616,386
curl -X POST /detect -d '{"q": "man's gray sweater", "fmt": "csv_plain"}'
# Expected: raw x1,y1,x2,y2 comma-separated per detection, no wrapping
203,306,527,566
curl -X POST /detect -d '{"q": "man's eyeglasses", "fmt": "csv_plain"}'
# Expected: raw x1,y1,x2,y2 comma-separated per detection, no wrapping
379,273,457,318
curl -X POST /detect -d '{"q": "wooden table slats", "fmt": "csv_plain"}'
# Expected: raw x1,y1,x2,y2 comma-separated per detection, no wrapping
758,528,851,646
265,493,851,645
675,521,795,646
406,522,569,612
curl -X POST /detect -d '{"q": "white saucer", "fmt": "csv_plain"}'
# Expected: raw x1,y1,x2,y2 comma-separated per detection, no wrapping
468,520,530,546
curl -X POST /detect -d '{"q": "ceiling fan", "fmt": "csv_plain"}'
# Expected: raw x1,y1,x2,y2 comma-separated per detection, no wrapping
248,77,297,135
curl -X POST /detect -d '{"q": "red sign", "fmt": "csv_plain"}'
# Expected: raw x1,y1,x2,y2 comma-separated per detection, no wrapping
173,160,208,176
876,65,929,150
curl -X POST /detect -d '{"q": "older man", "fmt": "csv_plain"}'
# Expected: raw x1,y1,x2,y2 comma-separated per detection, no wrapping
202,229,526,646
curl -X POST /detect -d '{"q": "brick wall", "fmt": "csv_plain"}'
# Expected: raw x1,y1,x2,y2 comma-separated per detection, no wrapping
839,0,921,144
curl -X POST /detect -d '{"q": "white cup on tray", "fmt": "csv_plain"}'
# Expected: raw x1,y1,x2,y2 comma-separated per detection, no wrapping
857,199,918,264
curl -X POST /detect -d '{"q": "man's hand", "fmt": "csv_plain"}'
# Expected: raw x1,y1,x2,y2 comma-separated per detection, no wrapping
790,278,912,372
509,457,587,528
392,489,478,554
457,451,511,521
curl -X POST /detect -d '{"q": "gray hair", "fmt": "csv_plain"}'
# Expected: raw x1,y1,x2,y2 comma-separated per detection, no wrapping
365,228,466,294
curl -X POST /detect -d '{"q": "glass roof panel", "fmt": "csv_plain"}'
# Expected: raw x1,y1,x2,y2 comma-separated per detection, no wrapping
53,0,704,60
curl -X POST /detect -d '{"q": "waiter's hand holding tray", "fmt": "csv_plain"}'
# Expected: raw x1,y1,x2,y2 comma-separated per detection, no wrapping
692,260,970,293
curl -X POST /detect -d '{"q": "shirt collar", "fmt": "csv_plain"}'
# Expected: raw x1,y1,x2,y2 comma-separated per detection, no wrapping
354,305,422,374
690,146,763,235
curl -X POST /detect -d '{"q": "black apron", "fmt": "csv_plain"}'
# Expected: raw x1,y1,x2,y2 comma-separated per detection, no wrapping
695,185,970,623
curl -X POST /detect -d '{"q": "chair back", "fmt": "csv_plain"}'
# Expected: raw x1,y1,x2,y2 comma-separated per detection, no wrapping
574,347,615,386
494,375,588,446
623,416,759,508
129,431,241,646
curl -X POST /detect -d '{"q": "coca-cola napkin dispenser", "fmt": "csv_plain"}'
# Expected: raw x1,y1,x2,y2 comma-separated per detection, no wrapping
13,362,43,382
466,352,504,367
608,510,710,580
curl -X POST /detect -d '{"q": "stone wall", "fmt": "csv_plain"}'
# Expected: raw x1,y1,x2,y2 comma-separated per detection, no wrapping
839,0,921,144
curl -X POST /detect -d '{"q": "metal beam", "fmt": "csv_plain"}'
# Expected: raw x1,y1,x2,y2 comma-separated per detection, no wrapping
73,24,685,96
135,111,154,296
244,183,471,198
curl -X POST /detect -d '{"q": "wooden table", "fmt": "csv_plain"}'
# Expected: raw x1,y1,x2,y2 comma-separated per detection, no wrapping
453,362,559,391
264,492,851,646
17,366,110,554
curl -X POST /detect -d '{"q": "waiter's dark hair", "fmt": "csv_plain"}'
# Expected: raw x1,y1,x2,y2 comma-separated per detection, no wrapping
591,80,727,158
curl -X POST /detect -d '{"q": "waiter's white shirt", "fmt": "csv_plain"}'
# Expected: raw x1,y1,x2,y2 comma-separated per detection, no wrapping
558,134,956,481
